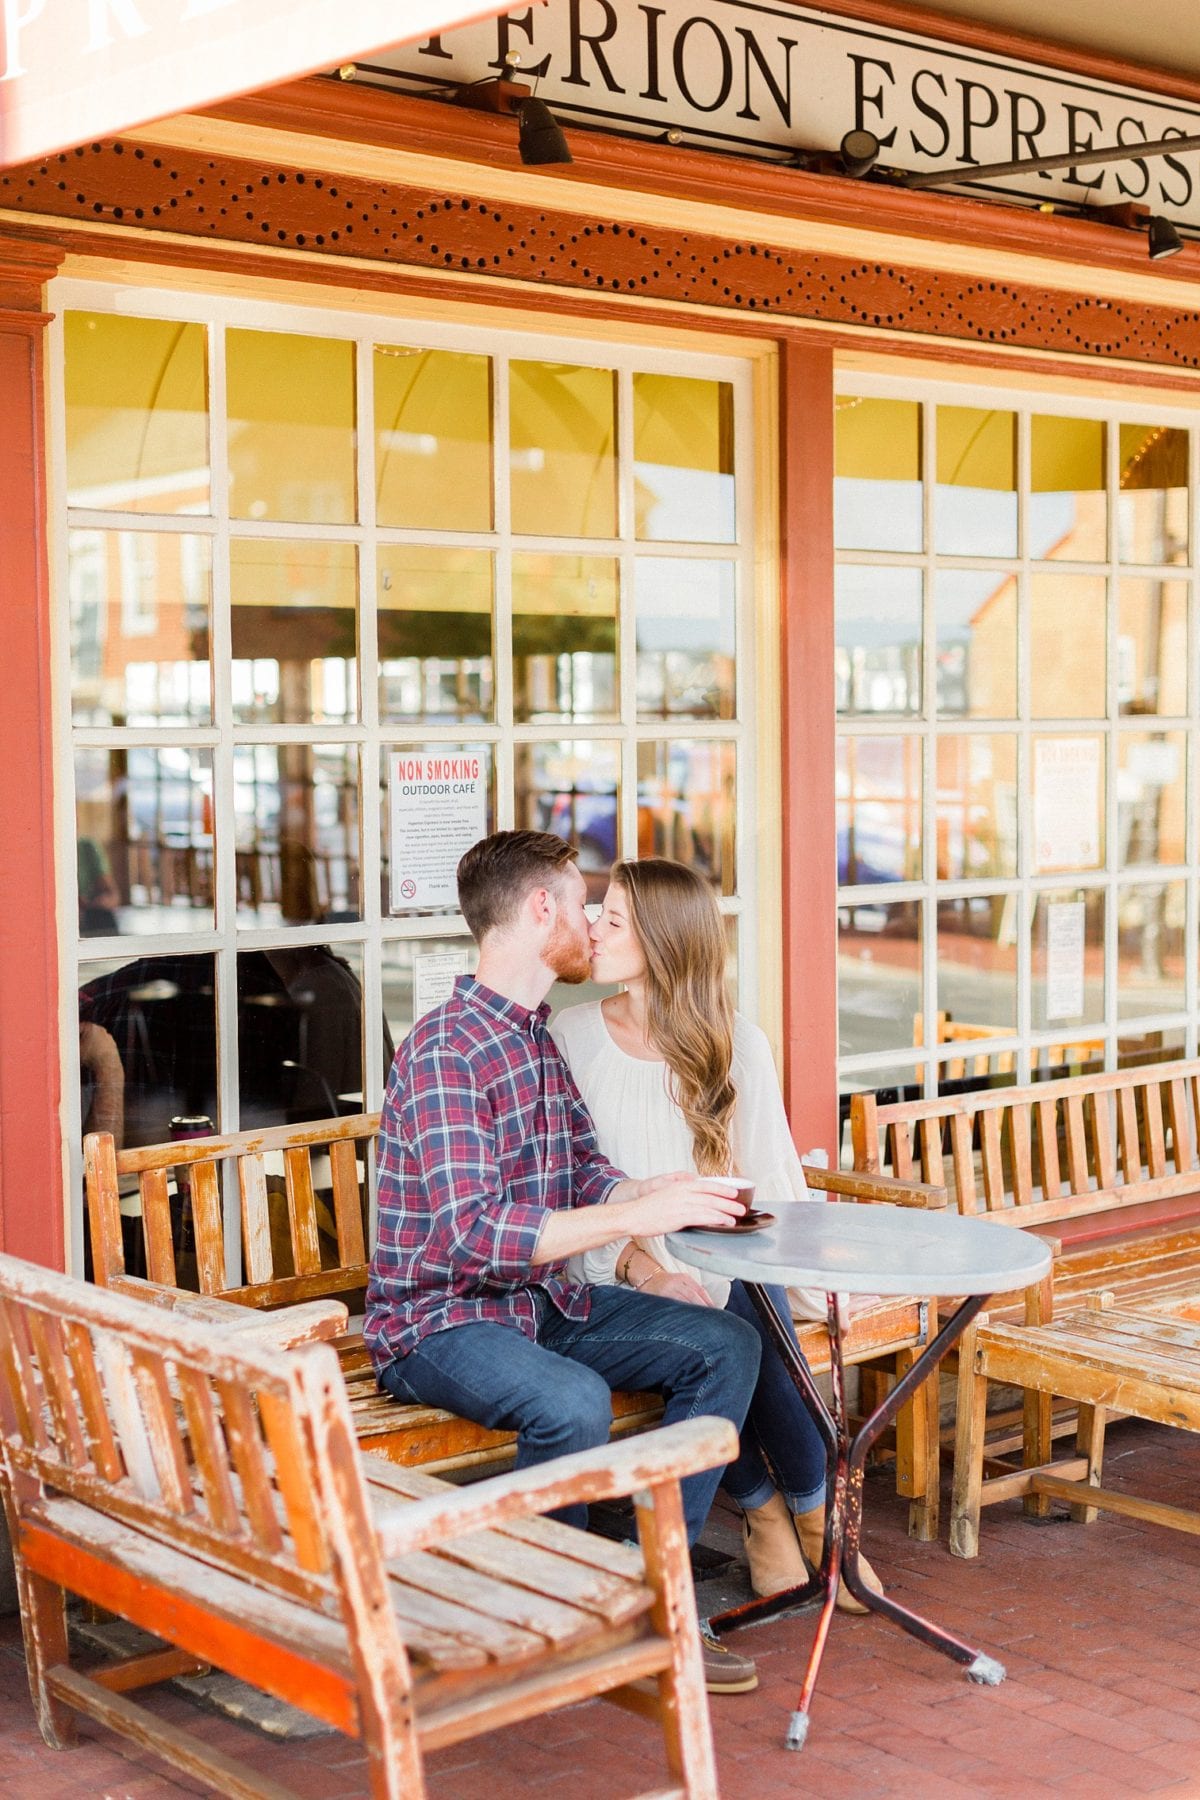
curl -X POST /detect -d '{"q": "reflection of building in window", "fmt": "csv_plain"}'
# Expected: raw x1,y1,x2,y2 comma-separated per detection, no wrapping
118,529,158,636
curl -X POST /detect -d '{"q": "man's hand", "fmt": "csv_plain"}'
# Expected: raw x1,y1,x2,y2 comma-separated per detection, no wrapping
613,1171,747,1237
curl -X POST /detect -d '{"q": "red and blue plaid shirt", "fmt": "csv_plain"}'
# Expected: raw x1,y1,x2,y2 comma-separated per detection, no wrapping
365,975,625,1367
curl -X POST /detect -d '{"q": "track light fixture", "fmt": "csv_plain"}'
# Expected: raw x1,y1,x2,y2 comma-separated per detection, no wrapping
839,129,880,179
1089,201,1185,262
1147,215,1184,261
517,96,573,166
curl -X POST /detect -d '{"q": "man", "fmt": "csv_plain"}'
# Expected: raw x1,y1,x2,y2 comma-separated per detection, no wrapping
365,830,763,1693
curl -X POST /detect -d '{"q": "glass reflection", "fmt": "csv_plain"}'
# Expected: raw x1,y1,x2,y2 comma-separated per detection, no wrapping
234,745,359,926
65,313,209,514
1030,575,1106,718
1118,1026,1186,1070
935,407,1017,557
636,559,735,719
226,329,356,525
936,896,1017,1032
382,937,479,1047
69,529,211,727
835,566,921,716
837,901,921,1058
515,741,618,903
75,747,214,936
836,736,921,886
637,740,736,895
230,539,356,725
1118,424,1188,565
633,373,735,542
834,396,922,552
510,362,617,539
935,735,1017,880
935,570,1016,718
381,745,494,918
1032,734,1105,874
1116,880,1186,1019
1031,888,1105,1030
513,554,617,723
375,346,492,532
238,944,393,1128
79,953,217,1154
1029,415,1106,561
1117,579,1188,715
378,546,493,724
1116,731,1186,868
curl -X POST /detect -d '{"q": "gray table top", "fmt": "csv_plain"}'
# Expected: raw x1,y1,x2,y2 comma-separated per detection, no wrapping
668,1200,1052,1296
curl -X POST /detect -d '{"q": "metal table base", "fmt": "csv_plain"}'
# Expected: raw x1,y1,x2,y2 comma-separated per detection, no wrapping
709,1285,1005,1750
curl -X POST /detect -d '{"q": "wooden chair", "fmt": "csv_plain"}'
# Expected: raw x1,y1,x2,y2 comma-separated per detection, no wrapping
0,1250,732,1799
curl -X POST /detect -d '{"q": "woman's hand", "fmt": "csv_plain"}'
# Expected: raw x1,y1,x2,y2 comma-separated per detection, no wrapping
640,1270,718,1307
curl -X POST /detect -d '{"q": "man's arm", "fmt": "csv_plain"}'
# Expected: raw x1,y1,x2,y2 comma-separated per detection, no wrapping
532,1173,747,1266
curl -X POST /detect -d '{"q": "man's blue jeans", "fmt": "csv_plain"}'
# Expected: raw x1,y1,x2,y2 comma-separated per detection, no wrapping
379,1285,761,1543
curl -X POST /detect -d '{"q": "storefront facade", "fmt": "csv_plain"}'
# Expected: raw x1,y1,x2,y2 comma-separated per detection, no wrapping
6,0,1200,1272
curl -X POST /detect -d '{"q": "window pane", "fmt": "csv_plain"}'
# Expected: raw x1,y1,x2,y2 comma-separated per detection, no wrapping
935,406,1017,557
510,361,616,538
1030,575,1106,718
380,744,495,919
69,529,212,727
836,736,921,886
1031,888,1105,1030
1117,731,1186,868
633,373,734,542
79,952,217,1151
76,747,214,936
1032,734,1105,874
230,539,357,725
238,944,380,1128
383,936,479,1047
1118,424,1188,565
935,735,1017,880
1029,415,1106,561
1118,1025,1186,1070
935,569,1016,718
1117,880,1186,1019
226,329,356,524
834,396,922,552
234,745,360,926
513,553,618,723
374,346,492,531
636,559,735,720
837,900,921,1058
378,545,493,724
637,740,736,895
1117,579,1188,715
65,312,209,514
515,740,618,903
836,566,921,716
936,895,1016,1032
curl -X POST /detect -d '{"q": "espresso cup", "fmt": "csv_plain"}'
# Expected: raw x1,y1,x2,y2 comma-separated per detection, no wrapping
722,1176,756,1208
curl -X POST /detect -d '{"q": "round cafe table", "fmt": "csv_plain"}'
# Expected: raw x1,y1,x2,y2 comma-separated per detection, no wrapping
670,1200,1052,1750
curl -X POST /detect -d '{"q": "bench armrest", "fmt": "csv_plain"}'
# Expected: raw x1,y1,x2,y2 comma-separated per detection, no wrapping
369,1416,737,1560
803,1166,948,1210
109,1275,348,1346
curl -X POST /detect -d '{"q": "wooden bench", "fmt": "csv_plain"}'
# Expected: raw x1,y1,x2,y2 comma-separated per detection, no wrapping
0,1249,729,1799
850,1059,1200,1553
85,1118,947,1531
913,1013,1104,1082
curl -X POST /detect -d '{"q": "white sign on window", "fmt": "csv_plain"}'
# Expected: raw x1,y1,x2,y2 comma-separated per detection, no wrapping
388,750,486,912
413,947,470,1021
1045,900,1086,1023
1034,738,1101,873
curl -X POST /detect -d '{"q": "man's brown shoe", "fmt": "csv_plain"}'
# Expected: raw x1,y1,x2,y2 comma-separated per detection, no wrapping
699,1629,758,1694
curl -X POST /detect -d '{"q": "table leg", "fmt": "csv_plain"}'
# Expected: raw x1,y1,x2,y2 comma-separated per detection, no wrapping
708,1285,1005,1750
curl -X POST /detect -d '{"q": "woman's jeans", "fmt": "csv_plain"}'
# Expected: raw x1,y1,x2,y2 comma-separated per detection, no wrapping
720,1280,828,1516
379,1283,761,1543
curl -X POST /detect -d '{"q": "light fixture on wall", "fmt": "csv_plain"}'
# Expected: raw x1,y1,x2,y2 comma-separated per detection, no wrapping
1148,214,1184,260
839,129,880,178
1090,201,1185,262
451,51,573,166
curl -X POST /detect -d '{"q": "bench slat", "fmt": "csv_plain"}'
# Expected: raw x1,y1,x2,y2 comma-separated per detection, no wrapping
1036,1096,1061,1201
1143,1084,1167,1180
1009,1106,1033,1208
1117,1085,1141,1185
1065,1095,1090,1195
1169,1077,1193,1174
329,1137,367,1269
239,1154,274,1287
284,1147,323,1279
980,1108,1004,1210
190,1161,225,1296
949,1112,977,1214
141,1168,176,1288
1088,1093,1115,1193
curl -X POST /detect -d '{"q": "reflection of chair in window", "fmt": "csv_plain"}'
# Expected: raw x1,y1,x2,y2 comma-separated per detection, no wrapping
915,1011,1103,1081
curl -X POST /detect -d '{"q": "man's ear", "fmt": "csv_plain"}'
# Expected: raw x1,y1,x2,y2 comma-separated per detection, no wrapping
525,884,555,928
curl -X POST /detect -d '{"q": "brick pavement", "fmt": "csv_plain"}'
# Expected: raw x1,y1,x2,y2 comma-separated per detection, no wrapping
2,1416,1199,1798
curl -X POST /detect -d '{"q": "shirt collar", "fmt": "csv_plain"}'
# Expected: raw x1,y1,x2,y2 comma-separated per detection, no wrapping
455,974,552,1036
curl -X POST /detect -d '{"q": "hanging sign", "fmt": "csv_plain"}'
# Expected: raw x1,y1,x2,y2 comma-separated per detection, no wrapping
1044,899,1086,1023
1034,738,1101,873
413,946,470,1020
388,749,486,912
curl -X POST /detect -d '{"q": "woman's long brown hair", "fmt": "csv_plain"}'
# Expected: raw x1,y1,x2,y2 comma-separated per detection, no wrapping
611,858,736,1176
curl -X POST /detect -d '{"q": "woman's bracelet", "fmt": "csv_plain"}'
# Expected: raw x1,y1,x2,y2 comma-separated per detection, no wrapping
616,1243,637,1285
632,1267,660,1291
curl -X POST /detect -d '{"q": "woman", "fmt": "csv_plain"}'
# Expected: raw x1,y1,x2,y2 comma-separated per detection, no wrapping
552,856,879,1610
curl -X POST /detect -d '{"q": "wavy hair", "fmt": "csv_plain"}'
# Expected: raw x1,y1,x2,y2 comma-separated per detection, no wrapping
611,858,736,1176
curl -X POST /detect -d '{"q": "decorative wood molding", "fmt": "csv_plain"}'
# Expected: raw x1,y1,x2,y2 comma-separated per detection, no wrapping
0,231,66,312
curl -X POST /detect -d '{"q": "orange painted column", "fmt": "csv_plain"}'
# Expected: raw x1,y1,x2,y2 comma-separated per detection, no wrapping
778,339,839,1162
0,235,66,1268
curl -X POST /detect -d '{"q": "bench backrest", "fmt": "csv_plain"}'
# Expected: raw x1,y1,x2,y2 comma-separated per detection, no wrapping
850,1060,1200,1231
85,1115,382,1310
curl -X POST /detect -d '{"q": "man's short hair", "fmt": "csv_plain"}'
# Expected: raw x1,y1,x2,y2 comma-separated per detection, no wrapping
457,831,579,942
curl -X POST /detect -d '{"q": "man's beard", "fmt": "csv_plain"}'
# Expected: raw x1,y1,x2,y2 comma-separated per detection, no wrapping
545,915,592,984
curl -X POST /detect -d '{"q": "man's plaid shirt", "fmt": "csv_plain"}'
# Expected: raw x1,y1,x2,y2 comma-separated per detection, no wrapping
364,975,625,1368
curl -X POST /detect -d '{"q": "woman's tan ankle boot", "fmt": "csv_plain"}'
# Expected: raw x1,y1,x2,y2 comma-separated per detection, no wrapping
742,1491,810,1598
792,1505,883,1615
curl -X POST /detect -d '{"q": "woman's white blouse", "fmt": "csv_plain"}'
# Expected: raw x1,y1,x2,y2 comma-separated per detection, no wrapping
551,1001,826,1319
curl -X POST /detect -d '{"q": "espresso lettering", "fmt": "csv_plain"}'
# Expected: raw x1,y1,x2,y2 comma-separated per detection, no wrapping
491,7,551,79
563,0,621,92
734,27,796,125
957,79,999,164
0,0,46,80
1114,115,1150,200
909,67,949,158
639,4,667,103
414,34,453,61
1007,88,1048,167
1158,126,1193,208
1060,103,1105,189
849,53,897,148
673,15,733,114
85,0,148,52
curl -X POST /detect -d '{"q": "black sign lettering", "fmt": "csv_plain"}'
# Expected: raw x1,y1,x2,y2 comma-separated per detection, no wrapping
1114,115,1151,200
491,8,551,79
415,36,453,62
1007,88,1048,171
734,26,796,125
563,0,622,92
910,67,949,159
849,53,897,148
957,78,999,164
1158,126,1193,208
638,4,668,102
673,16,733,114
1062,103,1105,189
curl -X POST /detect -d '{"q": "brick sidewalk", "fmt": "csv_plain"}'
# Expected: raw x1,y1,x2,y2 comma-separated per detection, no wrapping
3,1416,1200,1799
